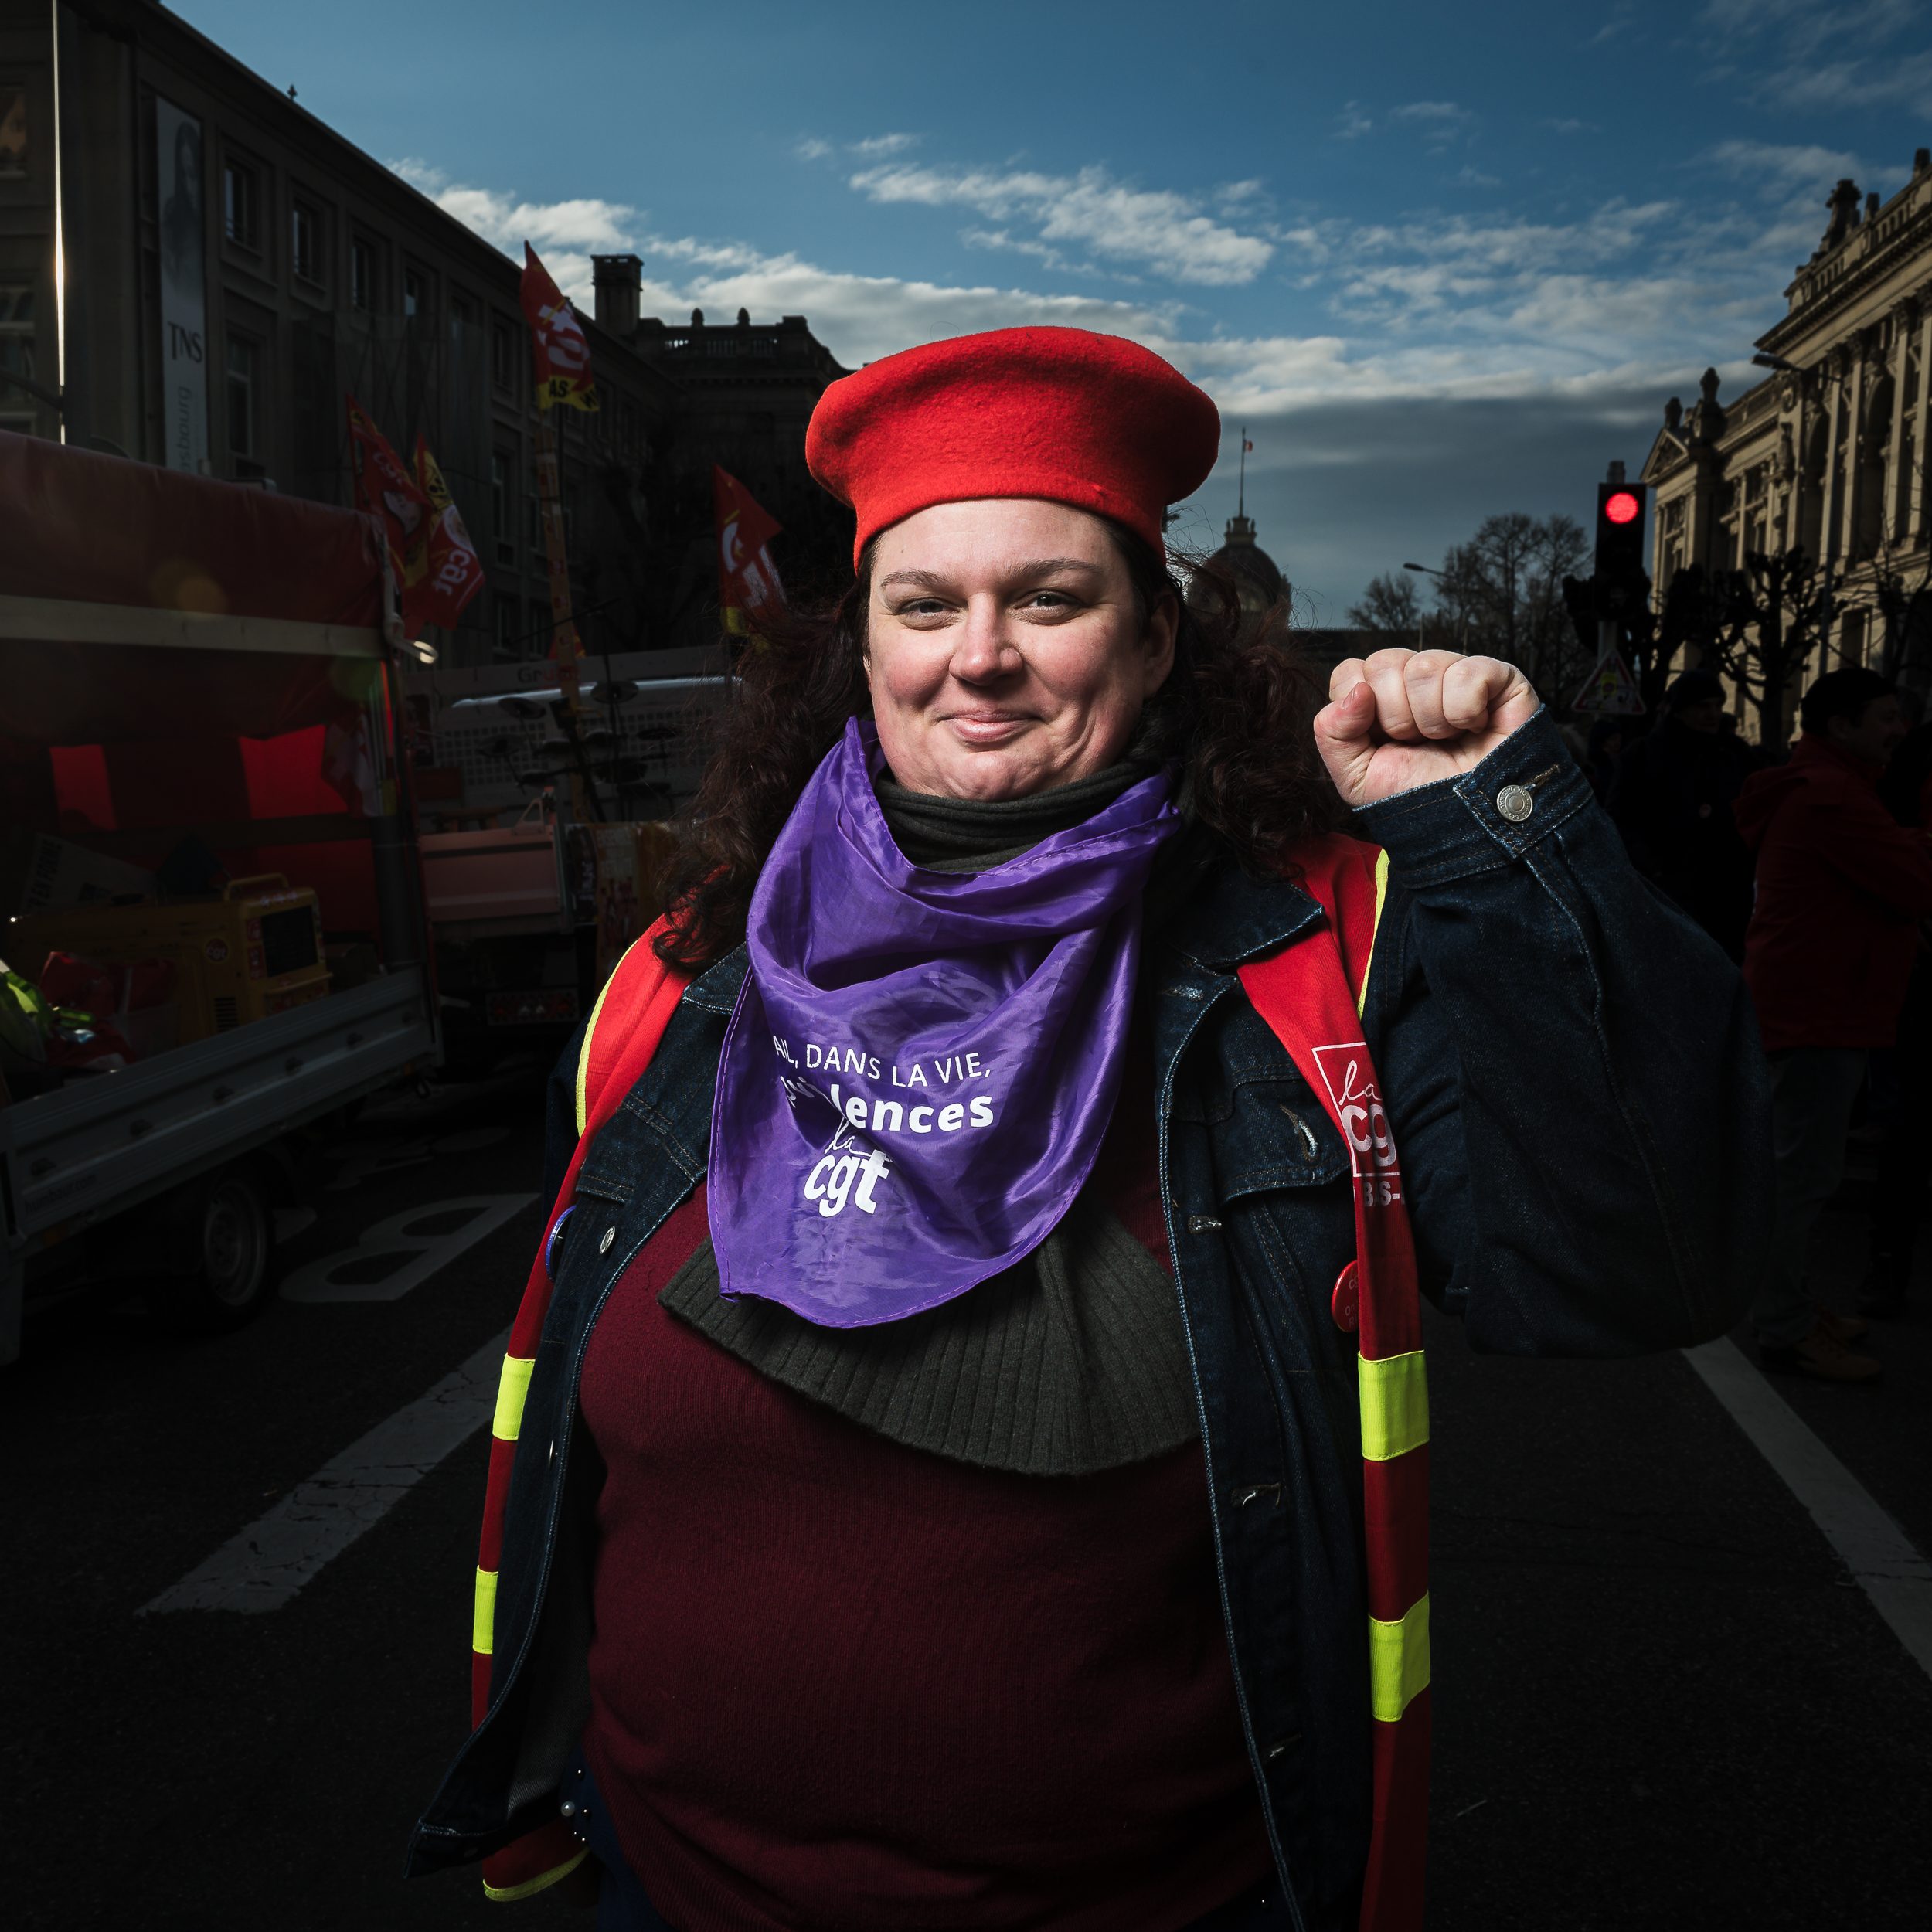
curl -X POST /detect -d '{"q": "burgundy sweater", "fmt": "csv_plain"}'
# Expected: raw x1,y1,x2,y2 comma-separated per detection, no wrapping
578,1059,1272,1931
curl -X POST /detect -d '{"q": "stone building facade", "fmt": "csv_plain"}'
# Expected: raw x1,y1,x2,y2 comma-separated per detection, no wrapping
1641,148,1932,715
0,0,849,666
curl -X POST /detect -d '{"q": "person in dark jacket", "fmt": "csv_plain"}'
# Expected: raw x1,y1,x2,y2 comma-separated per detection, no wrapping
1584,714,1627,804
1734,666,1932,1376
1861,717,1932,1312
410,329,1773,1932
1607,667,1757,958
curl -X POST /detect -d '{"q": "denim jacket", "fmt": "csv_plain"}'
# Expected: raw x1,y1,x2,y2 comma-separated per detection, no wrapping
409,712,1774,1931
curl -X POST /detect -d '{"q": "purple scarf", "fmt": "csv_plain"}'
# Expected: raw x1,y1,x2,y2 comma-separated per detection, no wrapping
709,718,1179,1327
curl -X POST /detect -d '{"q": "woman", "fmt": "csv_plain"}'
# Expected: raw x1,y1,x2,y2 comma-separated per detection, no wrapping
411,330,1770,1931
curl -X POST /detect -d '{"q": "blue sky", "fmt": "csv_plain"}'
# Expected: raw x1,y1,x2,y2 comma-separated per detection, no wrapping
179,0,1932,619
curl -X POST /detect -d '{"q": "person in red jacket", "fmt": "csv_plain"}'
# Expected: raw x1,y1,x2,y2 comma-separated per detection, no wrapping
1734,666,1932,1380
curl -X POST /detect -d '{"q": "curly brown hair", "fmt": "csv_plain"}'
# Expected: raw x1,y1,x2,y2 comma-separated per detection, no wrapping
654,519,1342,971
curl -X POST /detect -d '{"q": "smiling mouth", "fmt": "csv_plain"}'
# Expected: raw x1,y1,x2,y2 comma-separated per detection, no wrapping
944,711,1034,743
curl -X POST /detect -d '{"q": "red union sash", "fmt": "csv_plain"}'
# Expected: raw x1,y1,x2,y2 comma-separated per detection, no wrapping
469,920,689,1900
1240,834,1428,1932
470,837,1427,1915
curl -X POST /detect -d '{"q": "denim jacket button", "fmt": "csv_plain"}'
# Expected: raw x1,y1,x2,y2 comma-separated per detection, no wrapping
1495,784,1535,823
598,1226,616,1255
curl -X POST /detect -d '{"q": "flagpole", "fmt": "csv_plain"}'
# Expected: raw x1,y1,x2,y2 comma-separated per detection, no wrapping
1239,425,1247,519
532,411,589,821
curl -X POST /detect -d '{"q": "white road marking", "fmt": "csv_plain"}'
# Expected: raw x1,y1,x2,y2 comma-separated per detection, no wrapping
279,1194,538,1304
1684,1336,1932,1680
141,1328,510,1615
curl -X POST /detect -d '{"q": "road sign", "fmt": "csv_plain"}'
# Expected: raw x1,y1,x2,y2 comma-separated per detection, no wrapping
1572,645,1646,715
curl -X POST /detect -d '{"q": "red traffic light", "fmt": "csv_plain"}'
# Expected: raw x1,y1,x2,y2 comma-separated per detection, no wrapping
1604,491,1641,526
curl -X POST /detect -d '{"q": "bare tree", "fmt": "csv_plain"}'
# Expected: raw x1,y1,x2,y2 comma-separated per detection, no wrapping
1423,512,1590,693
1696,548,1835,752
1345,570,1423,640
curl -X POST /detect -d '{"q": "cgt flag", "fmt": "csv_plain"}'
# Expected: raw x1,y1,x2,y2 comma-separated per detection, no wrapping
409,437,486,634
519,244,598,413
713,464,785,641
345,394,429,609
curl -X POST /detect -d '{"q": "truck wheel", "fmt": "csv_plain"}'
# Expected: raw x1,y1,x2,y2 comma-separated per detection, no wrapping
149,1171,275,1334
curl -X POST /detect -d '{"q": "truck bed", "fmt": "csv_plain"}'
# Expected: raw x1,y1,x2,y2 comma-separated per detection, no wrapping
1,970,434,1360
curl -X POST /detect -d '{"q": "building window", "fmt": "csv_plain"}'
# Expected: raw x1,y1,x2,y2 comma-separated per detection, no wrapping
706,336,736,358
750,337,775,358
350,238,374,311
226,338,255,456
492,320,515,393
493,594,520,662
492,451,515,565
404,267,427,325
0,85,26,176
223,160,259,248
291,201,319,283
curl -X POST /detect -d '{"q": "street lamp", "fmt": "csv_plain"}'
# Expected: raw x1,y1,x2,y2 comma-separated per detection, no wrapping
1751,350,1842,387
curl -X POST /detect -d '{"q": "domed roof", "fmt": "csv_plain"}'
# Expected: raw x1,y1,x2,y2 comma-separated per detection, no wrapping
1203,512,1285,615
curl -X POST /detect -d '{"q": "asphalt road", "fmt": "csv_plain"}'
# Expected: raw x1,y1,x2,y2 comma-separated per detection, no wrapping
5,1078,1927,1932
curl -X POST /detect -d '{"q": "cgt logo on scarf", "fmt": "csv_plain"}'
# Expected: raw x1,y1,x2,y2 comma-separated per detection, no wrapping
1312,1043,1403,1205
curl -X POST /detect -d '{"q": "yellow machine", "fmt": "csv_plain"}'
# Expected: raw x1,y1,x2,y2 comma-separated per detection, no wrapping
6,875,329,1046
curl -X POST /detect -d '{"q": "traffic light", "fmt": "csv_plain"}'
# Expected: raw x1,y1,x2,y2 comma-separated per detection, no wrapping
1595,478,1648,619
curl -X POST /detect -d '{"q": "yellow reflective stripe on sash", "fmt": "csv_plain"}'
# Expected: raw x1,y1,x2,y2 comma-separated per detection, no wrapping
1368,1592,1430,1721
473,1566,498,1655
1355,847,1392,1019
573,962,625,1138
483,1847,590,1903
492,1354,536,1444
1358,1348,1429,1461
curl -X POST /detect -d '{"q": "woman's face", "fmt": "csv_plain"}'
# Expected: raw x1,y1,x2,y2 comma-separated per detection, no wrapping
863,498,1177,800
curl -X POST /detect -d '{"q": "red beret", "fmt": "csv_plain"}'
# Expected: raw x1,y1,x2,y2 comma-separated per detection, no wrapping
805,327,1221,570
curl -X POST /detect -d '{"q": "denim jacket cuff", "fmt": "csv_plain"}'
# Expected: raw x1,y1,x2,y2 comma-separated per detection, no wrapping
1350,707,1590,883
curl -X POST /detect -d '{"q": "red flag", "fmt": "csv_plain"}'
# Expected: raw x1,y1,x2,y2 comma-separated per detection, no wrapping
519,244,599,413
410,437,487,634
345,394,428,607
713,465,785,640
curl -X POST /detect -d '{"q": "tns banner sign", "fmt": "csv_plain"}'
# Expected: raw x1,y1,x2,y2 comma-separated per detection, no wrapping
155,97,207,474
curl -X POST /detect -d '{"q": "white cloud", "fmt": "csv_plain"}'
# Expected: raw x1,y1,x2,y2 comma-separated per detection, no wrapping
1760,48,1932,108
1701,0,1919,56
794,138,835,162
1387,101,1477,155
386,151,1813,614
849,161,1274,285
389,158,638,302
1335,100,1375,139
850,132,918,158
1698,0,1932,110
1702,137,1862,185
1456,166,1502,188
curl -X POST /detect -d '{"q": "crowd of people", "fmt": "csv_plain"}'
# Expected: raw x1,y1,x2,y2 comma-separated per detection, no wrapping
1584,662,1932,1382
